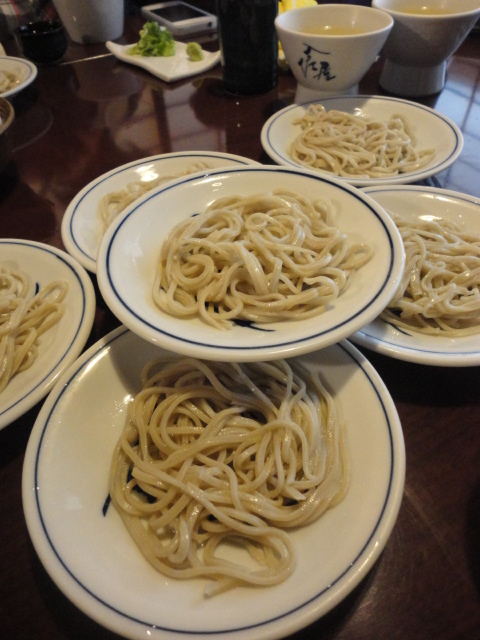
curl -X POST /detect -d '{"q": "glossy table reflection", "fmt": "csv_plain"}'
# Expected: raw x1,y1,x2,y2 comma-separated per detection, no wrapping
1,8,480,640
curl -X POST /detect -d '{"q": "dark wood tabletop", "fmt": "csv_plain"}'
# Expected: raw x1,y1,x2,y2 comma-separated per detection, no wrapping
1,4,480,640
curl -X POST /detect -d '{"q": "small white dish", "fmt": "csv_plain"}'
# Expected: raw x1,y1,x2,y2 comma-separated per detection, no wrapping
0,55,37,99
352,186,480,366
261,95,463,187
61,152,260,274
22,325,405,640
0,239,96,430
96,165,405,362
106,41,220,83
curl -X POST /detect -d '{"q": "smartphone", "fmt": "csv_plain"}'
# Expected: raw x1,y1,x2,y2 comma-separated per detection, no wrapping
141,2,217,36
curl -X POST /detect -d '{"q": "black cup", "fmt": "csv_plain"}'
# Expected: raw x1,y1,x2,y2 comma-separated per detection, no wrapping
15,20,68,65
217,0,279,96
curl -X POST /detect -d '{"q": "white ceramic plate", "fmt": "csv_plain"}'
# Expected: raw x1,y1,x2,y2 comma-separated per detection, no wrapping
0,239,95,430
61,152,260,274
22,325,405,640
0,55,37,99
106,41,220,82
261,95,463,187
96,165,405,362
352,186,480,366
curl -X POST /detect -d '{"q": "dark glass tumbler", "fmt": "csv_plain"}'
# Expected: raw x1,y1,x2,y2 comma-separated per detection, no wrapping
15,20,68,65
217,0,279,96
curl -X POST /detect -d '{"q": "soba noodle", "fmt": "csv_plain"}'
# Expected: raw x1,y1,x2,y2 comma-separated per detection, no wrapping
289,104,436,178
0,265,68,392
109,357,348,595
0,69,21,94
153,189,373,329
381,213,480,336
99,162,212,231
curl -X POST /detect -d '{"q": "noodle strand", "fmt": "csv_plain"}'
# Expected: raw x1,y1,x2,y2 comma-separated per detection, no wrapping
153,189,372,328
109,357,348,595
289,104,435,179
0,265,68,392
381,213,480,336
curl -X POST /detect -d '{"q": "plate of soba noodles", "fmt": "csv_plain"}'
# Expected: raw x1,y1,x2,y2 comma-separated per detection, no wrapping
261,95,463,187
352,186,480,366
96,165,405,362
22,324,405,640
0,239,95,430
61,152,260,274
0,56,37,99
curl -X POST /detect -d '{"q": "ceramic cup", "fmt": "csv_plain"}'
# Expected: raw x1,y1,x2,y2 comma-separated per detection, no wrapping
52,0,124,44
372,0,480,97
275,3,393,102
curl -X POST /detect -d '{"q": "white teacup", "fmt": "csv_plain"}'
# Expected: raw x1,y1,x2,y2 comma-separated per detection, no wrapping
372,0,480,97
275,4,393,102
52,0,124,44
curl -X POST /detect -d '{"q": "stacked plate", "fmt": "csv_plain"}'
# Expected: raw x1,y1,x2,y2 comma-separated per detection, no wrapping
261,95,480,367
19,92,477,640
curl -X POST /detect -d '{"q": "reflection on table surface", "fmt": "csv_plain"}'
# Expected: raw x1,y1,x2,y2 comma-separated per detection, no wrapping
1,4,480,640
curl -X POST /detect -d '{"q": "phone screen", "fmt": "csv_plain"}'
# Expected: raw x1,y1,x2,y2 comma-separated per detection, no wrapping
151,4,205,22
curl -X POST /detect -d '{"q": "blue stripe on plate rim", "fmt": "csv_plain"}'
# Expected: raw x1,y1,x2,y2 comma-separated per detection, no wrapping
0,239,90,423
356,328,480,357
0,55,36,79
66,153,258,261
0,56,37,98
104,166,396,352
31,326,398,636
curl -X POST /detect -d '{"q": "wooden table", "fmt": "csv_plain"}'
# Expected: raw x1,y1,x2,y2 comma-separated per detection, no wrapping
1,6,480,639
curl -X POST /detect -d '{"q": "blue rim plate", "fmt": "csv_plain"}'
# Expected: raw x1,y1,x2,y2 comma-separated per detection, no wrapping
0,55,37,99
0,239,96,429
22,325,405,640
61,152,260,274
352,185,480,366
260,95,463,187
96,165,405,362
